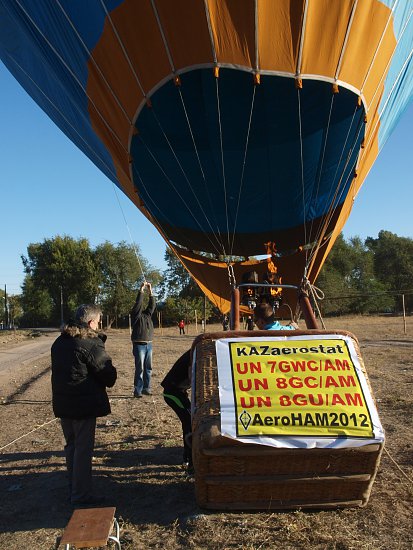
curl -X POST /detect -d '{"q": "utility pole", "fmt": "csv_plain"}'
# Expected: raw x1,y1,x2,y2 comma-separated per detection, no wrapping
4,285,8,328
402,294,407,335
60,286,64,326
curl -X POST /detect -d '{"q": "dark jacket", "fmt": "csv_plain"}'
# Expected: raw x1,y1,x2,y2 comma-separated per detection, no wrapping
130,291,156,342
161,350,191,392
51,324,117,419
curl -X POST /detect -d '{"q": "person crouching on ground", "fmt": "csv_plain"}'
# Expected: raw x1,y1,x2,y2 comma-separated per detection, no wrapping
51,304,117,507
161,349,193,473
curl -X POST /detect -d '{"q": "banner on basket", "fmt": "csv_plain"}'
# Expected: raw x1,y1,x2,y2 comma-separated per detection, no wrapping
216,334,384,448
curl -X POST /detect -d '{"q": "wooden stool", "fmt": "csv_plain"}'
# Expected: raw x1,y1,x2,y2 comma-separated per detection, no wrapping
60,507,121,549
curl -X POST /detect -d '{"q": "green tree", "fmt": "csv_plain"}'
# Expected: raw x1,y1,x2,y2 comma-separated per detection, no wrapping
0,289,5,327
159,248,203,299
158,248,218,324
21,236,100,324
159,295,214,326
18,236,162,326
345,236,393,313
317,234,394,315
316,235,357,315
366,230,413,311
20,276,53,327
94,241,161,326
7,294,23,327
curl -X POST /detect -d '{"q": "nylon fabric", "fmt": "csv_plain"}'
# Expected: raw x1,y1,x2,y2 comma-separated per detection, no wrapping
0,0,412,313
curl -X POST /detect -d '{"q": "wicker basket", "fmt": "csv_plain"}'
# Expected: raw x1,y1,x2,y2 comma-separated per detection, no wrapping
191,330,383,510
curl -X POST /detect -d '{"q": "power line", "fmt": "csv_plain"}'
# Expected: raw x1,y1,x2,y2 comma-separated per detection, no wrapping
323,290,413,300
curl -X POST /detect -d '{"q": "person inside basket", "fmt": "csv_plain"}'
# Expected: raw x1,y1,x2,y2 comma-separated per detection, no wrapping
254,302,298,330
161,349,193,474
51,304,117,507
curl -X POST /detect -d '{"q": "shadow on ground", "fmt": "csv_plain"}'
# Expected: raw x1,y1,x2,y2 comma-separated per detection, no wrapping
0,443,200,533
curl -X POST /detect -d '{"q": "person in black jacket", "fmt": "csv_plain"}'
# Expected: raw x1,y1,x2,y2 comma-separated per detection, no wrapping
130,281,156,397
161,349,193,471
51,304,117,507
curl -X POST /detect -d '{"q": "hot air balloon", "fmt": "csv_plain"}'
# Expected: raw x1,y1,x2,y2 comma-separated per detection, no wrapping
1,0,412,322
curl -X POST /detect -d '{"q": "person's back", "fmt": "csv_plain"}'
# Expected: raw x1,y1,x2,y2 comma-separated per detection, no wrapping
51,304,117,507
161,350,192,471
51,324,116,418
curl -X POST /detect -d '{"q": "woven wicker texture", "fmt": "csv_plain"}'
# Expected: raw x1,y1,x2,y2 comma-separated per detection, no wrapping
191,330,383,510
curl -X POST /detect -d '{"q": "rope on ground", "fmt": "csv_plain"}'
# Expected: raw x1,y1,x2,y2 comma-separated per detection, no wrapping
0,417,58,453
2,394,412,492
384,447,413,486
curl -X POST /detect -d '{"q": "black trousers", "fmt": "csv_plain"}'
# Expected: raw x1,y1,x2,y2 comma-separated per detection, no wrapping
60,417,96,503
163,389,192,463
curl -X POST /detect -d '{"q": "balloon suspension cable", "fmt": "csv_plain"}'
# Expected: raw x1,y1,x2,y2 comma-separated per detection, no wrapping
301,277,326,329
230,77,257,256
228,263,240,330
227,264,236,288
215,75,231,254
306,102,366,271
110,182,147,283
296,86,309,267
145,98,226,258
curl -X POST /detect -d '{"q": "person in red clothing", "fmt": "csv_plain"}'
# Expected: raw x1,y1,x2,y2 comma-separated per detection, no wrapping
178,319,185,335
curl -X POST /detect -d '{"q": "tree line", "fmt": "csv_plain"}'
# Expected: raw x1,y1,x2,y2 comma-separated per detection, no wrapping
1,230,412,328
316,231,413,315
1,236,214,328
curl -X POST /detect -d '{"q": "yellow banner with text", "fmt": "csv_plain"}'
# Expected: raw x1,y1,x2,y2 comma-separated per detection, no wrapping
228,338,374,438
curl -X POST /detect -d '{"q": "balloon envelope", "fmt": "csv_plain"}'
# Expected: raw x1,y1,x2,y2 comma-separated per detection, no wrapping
1,0,412,312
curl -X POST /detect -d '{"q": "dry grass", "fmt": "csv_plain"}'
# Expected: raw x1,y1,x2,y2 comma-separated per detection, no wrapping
0,316,412,549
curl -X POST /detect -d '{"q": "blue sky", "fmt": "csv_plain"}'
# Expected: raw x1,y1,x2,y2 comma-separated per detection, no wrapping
1,62,412,295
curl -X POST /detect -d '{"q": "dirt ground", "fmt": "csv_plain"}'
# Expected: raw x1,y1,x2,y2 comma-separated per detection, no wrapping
0,316,412,549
